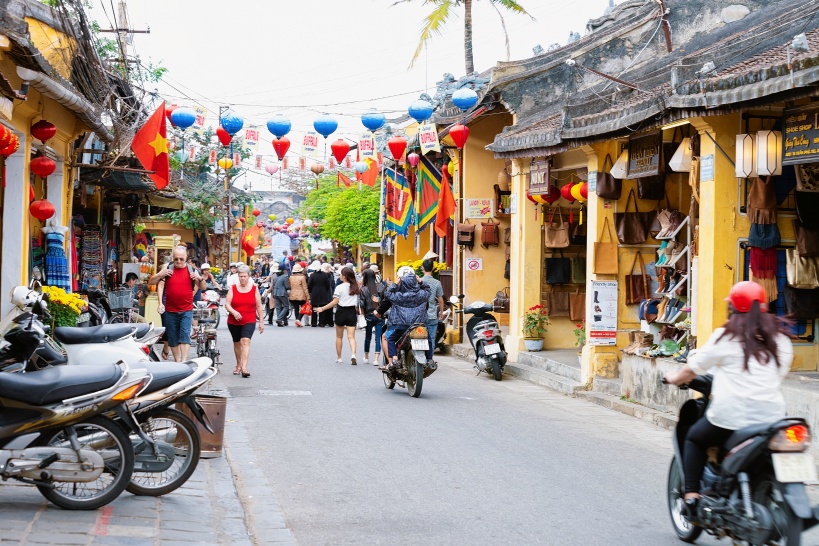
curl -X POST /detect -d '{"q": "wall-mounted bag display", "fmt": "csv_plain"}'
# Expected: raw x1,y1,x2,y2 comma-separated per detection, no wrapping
545,250,571,284
569,288,586,322
625,251,650,305
570,219,587,246
747,176,777,224
794,219,819,257
593,218,618,274
647,197,670,239
550,290,571,317
614,189,648,244
596,154,622,200
795,191,819,229
504,227,512,245
748,223,781,250
783,285,819,320
571,252,586,284
544,206,570,249
786,247,819,289
480,219,500,248
457,220,475,248
637,175,666,201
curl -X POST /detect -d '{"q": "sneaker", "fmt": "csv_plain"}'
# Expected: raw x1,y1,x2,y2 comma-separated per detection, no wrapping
335,358,342,363
363,358,369,365
351,356,357,365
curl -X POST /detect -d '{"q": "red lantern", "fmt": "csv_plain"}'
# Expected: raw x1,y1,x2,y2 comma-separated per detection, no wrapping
31,120,56,143
449,124,469,149
387,135,407,161
544,185,561,205
0,133,19,158
216,126,232,147
165,104,178,125
252,209,261,217
30,156,56,178
29,198,55,221
330,139,350,164
313,222,320,228
525,190,537,204
0,125,10,150
272,137,290,161
579,182,588,200
239,216,246,223
560,182,576,203
310,164,325,176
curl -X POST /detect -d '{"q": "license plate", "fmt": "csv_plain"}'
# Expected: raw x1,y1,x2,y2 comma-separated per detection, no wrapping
410,339,429,351
772,452,819,483
76,312,90,324
484,343,502,355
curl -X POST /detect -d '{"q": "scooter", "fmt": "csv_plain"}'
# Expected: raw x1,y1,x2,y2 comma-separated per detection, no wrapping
452,295,507,381
381,322,438,398
434,303,452,354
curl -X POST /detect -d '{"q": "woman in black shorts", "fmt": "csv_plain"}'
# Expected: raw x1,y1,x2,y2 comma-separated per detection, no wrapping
224,265,264,377
316,267,360,365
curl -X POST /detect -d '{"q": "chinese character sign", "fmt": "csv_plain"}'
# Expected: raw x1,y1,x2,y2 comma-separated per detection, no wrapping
208,150,217,165
255,155,262,169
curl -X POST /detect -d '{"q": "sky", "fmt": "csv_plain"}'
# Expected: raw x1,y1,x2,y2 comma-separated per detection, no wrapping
87,0,618,190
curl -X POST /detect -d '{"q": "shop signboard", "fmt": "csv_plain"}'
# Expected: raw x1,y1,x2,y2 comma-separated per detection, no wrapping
464,198,494,219
529,159,551,195
588,281,618,346
359,133,376,160
783,104,819,165
302,131,319,156
627,130,662,178
418,123,441,155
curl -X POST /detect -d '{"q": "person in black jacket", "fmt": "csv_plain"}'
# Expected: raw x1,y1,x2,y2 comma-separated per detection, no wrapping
308,263,335,327
374,266,429,370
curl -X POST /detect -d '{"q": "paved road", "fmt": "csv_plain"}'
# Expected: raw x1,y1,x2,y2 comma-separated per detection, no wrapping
219,321,819,545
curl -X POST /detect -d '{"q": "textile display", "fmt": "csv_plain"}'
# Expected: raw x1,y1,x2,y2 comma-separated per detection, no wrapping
44,230,71,290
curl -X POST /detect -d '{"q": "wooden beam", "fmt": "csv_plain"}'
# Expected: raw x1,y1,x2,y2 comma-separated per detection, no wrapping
72,163,155,174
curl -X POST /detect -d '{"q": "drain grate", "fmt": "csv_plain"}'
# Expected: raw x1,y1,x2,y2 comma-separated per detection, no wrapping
257,390,312,396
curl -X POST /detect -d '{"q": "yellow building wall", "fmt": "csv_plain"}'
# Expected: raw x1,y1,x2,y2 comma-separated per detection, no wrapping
25,17,77,80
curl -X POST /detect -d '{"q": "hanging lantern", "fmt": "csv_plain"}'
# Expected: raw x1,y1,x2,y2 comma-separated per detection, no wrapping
31,120,56,143
669,138,693,172
252,209,261,217
532,193,547,205
303,218,312,225
610,149,628,179
354,161,369,173
0,125,11,149
313,114,338,138
408,100,433,123
449,124,469,149
265,164,279,175
544,185,561,204
165,104,178,125
313,221,320,228
561,182,576,203
387,135,407,161
220,110,244,136
30,156,56,178
525,190,538,204
446,162,455,176
579,182,589,200
0,133,19,158
170,107,197,130
289,232,299,239
570,183,586,203
310,164,325,176
361,109,385,132
216,126,232,147
29,198,55,221
285,217,295,225
239,216,246,223
272,137,290,160
756,130,783,176
267,115,291,138
217,157,233,170
452,87,478,111
268,214,277,221
407,152,421,168
330,139,351,163
735,134,756,178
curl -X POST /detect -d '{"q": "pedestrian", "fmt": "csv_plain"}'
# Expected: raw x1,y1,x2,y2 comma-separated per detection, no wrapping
261,257,270,278
316,267,360,365
264,263,279,324
420,259,444,366
360,268,383,366
123,272,147,323
155,245,207,362
272,267,290,326
307,259,321,274
224,264,265,378
288,263,309,327
308,263,335,327
225,262,239,290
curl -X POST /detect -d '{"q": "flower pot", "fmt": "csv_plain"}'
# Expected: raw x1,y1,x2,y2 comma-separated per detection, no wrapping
523,338,543,352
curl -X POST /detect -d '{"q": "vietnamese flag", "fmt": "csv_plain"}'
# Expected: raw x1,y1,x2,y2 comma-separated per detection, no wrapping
131,103,169,189
361,158,378,187
241,226,261,257
434,167,456,237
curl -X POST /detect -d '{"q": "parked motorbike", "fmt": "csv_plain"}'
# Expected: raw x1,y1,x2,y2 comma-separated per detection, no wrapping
452,295,507,381
381,323,437,397
201,288,222,328
664,374,819,544
434,303,451,354
79,288,112,326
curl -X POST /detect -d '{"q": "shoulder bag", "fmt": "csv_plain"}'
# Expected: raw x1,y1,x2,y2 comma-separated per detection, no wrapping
492,288,510,313
544,206,570,249
545,249,571,284
786,247,819,289
457,220,475,249
550,289,570,317
570,218,587,246
747,176,777,225
481,219,500,248
625,251,650,305
596,154,622,200
795,191,819,229
637,175,666,201
593,217,619,275
569,287,586,322
570,252,586,284
794,219,819,257
614,189,648,244
783,286,819,320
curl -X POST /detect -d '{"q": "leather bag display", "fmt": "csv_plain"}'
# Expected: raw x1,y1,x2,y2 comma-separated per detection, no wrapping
570,220,587,246
625,251,650,305
637,175,666,201
457,221,475,249
492,287,510,313
571,253,586,284
748,223,781,250
593,218,618,275
544,207,570,249
596,154,622,200
550,290,571,317
569,288,586,322
794,219,819,258
786,247,819,289
480,219,500,248
783,286,819,320
504,227,512,245
614,189,648,244
545,250,571,285
795,191,819,229
747,176,777,224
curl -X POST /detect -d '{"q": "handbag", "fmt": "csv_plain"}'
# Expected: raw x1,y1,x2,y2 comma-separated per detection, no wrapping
299,302,313,316
457,220,475,248
795,191,819,229
639,298,661,324
596,154,622,200
783,286,819,320
747,176,777,224
569,288,586,322
593,217,618,274
544,207,570,249
545,249,571,284
637,175,666,200
356,307,367,329
625,251,650,305
481,219,500,248
614,189,648,244
648,196,670,238
550,290,570,317
571,253,586,284
504,227,512,245
794,219,819,257
492,287,510,313
786,247,819,289
748,223,781,250
570,219,587,246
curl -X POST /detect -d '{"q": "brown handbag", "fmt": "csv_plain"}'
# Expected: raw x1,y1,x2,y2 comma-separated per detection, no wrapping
747,176,777,224
550,290,571,317
457,220,475,248
625,251,649,305
794,219,819,257
637,175,666,200
614,189,648,244
569,287,586,322
480,219,500,248
648,196,670,239
596,154,622,200
593,218,619,274
544,206,570,249
492,287,510,313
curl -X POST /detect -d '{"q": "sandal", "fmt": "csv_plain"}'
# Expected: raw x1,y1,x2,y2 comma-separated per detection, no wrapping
162,350,170,360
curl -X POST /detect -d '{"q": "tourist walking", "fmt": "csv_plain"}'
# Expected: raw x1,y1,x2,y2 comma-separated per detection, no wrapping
316,267,360,364
288,263,309,327
155,245,207,362
224,264,264,378
360,268,383,366
272,268,290,326
308,263,334,327
420,259,444,366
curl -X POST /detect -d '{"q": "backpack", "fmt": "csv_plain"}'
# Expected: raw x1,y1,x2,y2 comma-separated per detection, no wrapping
163,263,198,290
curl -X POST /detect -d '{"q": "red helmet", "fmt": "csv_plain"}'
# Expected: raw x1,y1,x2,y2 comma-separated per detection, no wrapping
726,281,767,313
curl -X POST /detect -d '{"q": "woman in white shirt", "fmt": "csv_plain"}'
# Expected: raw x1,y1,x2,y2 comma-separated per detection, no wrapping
316,267,361,365
665,281,793,507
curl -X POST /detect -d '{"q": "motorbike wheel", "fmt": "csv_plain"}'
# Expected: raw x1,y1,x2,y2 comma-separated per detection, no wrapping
666,457,702,543
405,352,423,398
382,371,396,389
127,409,200,497
491,357,503,381
35,415,135,510
755,474,803,545
213,310,221,329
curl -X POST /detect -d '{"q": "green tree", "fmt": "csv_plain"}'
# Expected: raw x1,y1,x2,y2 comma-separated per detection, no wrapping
322,186,380,246
394,0,532,74
296,175,345,223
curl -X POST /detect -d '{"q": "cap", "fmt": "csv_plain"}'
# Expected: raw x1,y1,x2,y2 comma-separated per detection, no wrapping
201,262,211,269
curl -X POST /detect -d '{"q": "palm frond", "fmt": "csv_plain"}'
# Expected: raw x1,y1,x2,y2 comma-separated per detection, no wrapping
488,1,511,61
489,0,535,20
408,1,456,68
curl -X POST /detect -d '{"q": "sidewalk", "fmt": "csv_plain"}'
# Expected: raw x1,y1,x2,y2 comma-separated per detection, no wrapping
0,372,295,546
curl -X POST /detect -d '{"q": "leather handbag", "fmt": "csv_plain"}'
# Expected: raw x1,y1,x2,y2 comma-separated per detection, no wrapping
625,251,650,305
492,288,510,313
748,176,777,224
596,154,622,200
614,189,648,244
545,250,571,284
786,247,819,289
570,219,587,246
794,219,819,257
481,219,500,248
593,218,619,274
783,286,819,320
748,223,781,250
457,221,475,248
571,252,586,284
795,191,819,229
550,290,570,317
637,175,666,200
544,206,570,249
569,288,586,322
648,196,670,238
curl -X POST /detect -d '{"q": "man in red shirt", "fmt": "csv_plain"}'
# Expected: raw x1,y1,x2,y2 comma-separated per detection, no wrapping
156,245,207,361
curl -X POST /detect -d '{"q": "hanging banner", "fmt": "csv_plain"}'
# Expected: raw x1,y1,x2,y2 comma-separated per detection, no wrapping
188,146,196,161
254,155,262,169
299,157,306,171
359,133,376,159
282,158,289,170
588,281,618,345
233,152,241,165
344,156,351,169
418,123,440,155
302,131,319,156
208,149,217,165
192,105,207,135
329,157,336,169
244,127,259,149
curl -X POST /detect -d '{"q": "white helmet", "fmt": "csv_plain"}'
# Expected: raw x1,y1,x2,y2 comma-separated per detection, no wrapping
10,286,39,309
201,262,211,269
396,266,416,279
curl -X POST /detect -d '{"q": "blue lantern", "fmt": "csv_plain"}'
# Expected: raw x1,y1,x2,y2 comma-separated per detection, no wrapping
170,107,197,130
267,115,291,138
452,88,478,111
408,100,433,123
361,109,385,132
313,114,338,138
220,110,244,136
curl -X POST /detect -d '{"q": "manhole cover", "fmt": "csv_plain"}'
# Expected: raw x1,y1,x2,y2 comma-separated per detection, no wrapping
257,390,312,396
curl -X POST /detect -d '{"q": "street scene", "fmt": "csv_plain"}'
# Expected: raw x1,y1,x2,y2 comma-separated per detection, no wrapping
3,0,819,544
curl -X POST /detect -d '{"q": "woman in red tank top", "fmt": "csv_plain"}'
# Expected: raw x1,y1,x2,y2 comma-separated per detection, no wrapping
224,265,264,377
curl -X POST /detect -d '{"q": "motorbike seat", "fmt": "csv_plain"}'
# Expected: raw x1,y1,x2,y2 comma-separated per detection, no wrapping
198,319,217,325
723,419,800,452
0,364,123,405
130,324,152,338
54,325,136,344
140,362,194,392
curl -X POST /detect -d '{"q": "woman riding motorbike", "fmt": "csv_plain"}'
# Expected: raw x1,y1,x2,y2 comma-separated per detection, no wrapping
664,281,793,515
374,266,429,370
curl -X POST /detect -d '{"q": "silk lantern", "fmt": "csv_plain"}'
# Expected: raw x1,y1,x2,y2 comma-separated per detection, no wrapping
170,107,196,130
267,116,291,138
408,100,433,123
330,139,350,163
310,164,325,176
446,162,455,176
579,182,589,200
265,164,279,175
525,190,538,204
361,109,385,132
452,88,478,111
735,134,756,178
449,124,469,149
544,185,561,205
239,217,245,223
30,156,56,177
388,135,407,161
165,104,178,125
561,182,576,203
354,161,368,173
313,222,320,228
31,120,56,143
220,110,244,136
1,133,20,158
252,209,261,217
0,125,11,149
216,126,232,147
268,214,277,221
217,157,233,170
407,152,420,168
313,115,338,138
570,183,586,203
756,130,783,176
272,137,290,161
286,217,294,225
29,198,55,221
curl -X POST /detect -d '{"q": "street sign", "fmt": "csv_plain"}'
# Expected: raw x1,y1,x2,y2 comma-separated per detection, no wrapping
466,258,483,271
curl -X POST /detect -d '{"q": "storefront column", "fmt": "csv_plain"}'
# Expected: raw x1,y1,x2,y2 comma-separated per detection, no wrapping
506,158,542,361
1,130,27,316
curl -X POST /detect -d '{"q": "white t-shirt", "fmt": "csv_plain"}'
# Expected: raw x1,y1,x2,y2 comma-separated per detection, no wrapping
333,283,359,307
688,327,793,430
226,273,239,290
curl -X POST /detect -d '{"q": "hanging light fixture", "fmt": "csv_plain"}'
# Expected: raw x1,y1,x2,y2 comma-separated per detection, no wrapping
669,137,693,172
610,149,628,179
735,134,756,178
756,130,783,176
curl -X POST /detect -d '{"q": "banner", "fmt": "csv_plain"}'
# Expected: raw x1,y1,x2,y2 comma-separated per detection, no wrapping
282,158,289,170
416,155,442,231
189,146,196,161
233,152,241,165
299,157,305,171
192,105,207,135
208,149,217,165
244,127,260,149
383,168,413,237
418,123,441,155
344,156,351,169
255,155,262,169
329,157,336,169
302,131,319,156
359,133,375,159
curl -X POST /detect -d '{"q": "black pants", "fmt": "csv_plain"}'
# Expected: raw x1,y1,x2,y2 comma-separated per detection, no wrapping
311,307,333,327
683,417,733,493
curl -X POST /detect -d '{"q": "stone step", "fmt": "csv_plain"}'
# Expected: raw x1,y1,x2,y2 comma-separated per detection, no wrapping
450,343,475,362
504,363,587,396
576,391,678,430
517,351,582,382
592,377,623,397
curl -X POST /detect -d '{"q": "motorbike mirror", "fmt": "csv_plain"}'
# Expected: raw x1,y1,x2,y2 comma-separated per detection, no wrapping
29,280,42,293
449,295,460,304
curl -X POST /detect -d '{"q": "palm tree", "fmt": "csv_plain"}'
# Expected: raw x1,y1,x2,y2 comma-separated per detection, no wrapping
394,0,533,74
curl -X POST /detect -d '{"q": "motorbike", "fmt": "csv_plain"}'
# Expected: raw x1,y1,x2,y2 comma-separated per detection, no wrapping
381,322,437,398
192,302,221,366
201,287,222,328
664,374,819,545
79,288,112,326
452,295,507,381
434,302,452,354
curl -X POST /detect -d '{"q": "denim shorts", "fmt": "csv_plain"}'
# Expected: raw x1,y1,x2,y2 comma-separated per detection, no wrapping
163,310,192,347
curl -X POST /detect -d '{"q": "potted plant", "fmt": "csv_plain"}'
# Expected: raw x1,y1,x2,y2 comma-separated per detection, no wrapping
522,304,550,351
41,286,87,327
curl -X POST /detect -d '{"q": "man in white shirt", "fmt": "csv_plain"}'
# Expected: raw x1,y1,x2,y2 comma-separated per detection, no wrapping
225,263,240,290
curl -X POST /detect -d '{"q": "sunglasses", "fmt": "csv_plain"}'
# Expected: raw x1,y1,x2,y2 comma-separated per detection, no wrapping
173,257,186,262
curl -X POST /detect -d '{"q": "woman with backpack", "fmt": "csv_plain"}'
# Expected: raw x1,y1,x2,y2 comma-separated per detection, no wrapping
359,268,383,366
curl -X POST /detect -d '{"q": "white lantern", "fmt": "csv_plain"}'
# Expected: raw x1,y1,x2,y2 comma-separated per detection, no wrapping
735,134,756,178
669,137,693,172
756,130,782,176
610,149,629,179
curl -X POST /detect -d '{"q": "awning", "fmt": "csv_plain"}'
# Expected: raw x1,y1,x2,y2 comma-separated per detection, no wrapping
360,242,382,253
146,194,183,210
81,169,149,191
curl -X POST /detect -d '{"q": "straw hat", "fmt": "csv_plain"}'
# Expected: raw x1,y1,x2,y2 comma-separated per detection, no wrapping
422,250,438,260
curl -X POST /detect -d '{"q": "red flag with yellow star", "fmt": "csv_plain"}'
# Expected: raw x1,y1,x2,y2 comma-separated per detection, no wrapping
241,226,261,257
131,103,169,189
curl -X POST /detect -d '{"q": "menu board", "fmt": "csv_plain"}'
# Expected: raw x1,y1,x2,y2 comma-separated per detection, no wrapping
529,159,551,195
783,104,819,166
